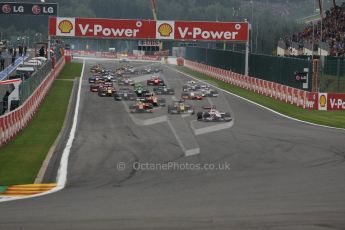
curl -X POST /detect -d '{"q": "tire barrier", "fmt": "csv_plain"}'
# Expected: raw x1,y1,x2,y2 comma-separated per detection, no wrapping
0,58,65,147
184,59,319,110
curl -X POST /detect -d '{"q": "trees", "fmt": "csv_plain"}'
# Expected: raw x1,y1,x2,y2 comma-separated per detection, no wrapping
0,0,315,54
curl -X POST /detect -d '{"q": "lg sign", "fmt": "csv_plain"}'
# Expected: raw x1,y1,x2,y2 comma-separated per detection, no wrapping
32,5,55,15
49,17,249,42
0,2,57,16
2,4,12,13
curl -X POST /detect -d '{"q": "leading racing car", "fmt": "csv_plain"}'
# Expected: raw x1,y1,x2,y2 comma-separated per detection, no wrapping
197,107,232,122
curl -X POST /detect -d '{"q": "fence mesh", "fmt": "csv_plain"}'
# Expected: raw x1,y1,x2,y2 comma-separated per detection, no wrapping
18,45,64,104
319,57,345,93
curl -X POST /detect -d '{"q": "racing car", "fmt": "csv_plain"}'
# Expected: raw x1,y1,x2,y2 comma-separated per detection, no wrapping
103,74,116,82
143,94,166,107
197,107,232,122
183,83,210,92
153,86,175,95
181,91,203,100
124,67,138,75
152,67,163,73
114,88,137,101
90,64,103,73
98,86,116,97
90,82,113,92
118,77,134,86
141,68,152,74
90,84,102,92
198,88,219,97
129,100,153,113
89,75,104,84
134,84,150,97
119,58,130,63
167,99,195,115
147,76,165,86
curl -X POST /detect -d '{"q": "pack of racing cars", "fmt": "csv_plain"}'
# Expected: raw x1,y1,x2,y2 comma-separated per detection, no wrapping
88,64,231,122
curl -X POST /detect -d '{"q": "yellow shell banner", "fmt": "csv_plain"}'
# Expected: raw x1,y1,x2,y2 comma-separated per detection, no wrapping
58,20,73,33
158,23,173,37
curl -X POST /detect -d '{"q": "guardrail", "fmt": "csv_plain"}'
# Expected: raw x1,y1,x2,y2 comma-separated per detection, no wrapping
0,57,65,147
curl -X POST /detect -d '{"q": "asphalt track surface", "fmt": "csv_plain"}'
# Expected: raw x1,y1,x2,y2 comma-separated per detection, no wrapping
0,59,345,230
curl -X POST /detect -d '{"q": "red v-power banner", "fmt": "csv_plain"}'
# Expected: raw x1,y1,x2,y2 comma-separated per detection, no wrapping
49,17,249,42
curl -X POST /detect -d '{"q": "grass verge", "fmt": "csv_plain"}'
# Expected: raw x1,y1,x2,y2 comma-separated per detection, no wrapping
58,62,83,80
177,66,345,129
0,62,83,186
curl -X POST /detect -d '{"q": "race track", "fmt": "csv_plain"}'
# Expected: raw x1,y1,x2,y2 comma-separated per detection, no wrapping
0,59,344,230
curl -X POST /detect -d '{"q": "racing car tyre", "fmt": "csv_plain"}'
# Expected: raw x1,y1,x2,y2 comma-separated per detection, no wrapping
197,112,203,120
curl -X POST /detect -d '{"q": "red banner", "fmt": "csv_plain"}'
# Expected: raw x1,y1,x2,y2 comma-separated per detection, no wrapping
328,94,345,110
174,21,248,41
49,17,249,42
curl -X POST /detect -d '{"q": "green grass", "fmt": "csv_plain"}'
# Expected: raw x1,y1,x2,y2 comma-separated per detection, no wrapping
0,62,82,186
58,62,83,79
177,66,345,129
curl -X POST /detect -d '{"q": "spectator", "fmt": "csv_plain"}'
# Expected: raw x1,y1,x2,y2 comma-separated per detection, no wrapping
285,2,345,56
12,50,16,66
0,56,5,71
39,46,45,57
18,46,23,57
24,46,27,56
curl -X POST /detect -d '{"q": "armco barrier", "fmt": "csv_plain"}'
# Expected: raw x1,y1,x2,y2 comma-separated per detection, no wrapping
0,57,65,147
184,59,319,110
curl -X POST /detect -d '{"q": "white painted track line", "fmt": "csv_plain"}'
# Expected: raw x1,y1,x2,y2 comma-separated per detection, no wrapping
0,60,85,203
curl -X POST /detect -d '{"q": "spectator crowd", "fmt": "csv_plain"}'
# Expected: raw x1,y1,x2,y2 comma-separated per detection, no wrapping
0,41,27,72
283,2,345,57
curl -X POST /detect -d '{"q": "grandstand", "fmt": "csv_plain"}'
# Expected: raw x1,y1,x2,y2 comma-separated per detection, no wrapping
278,1,345,57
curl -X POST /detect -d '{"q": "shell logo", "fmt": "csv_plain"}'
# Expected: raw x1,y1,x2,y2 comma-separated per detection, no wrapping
319,94,327,107
158,23,173,37
58,20,74,33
